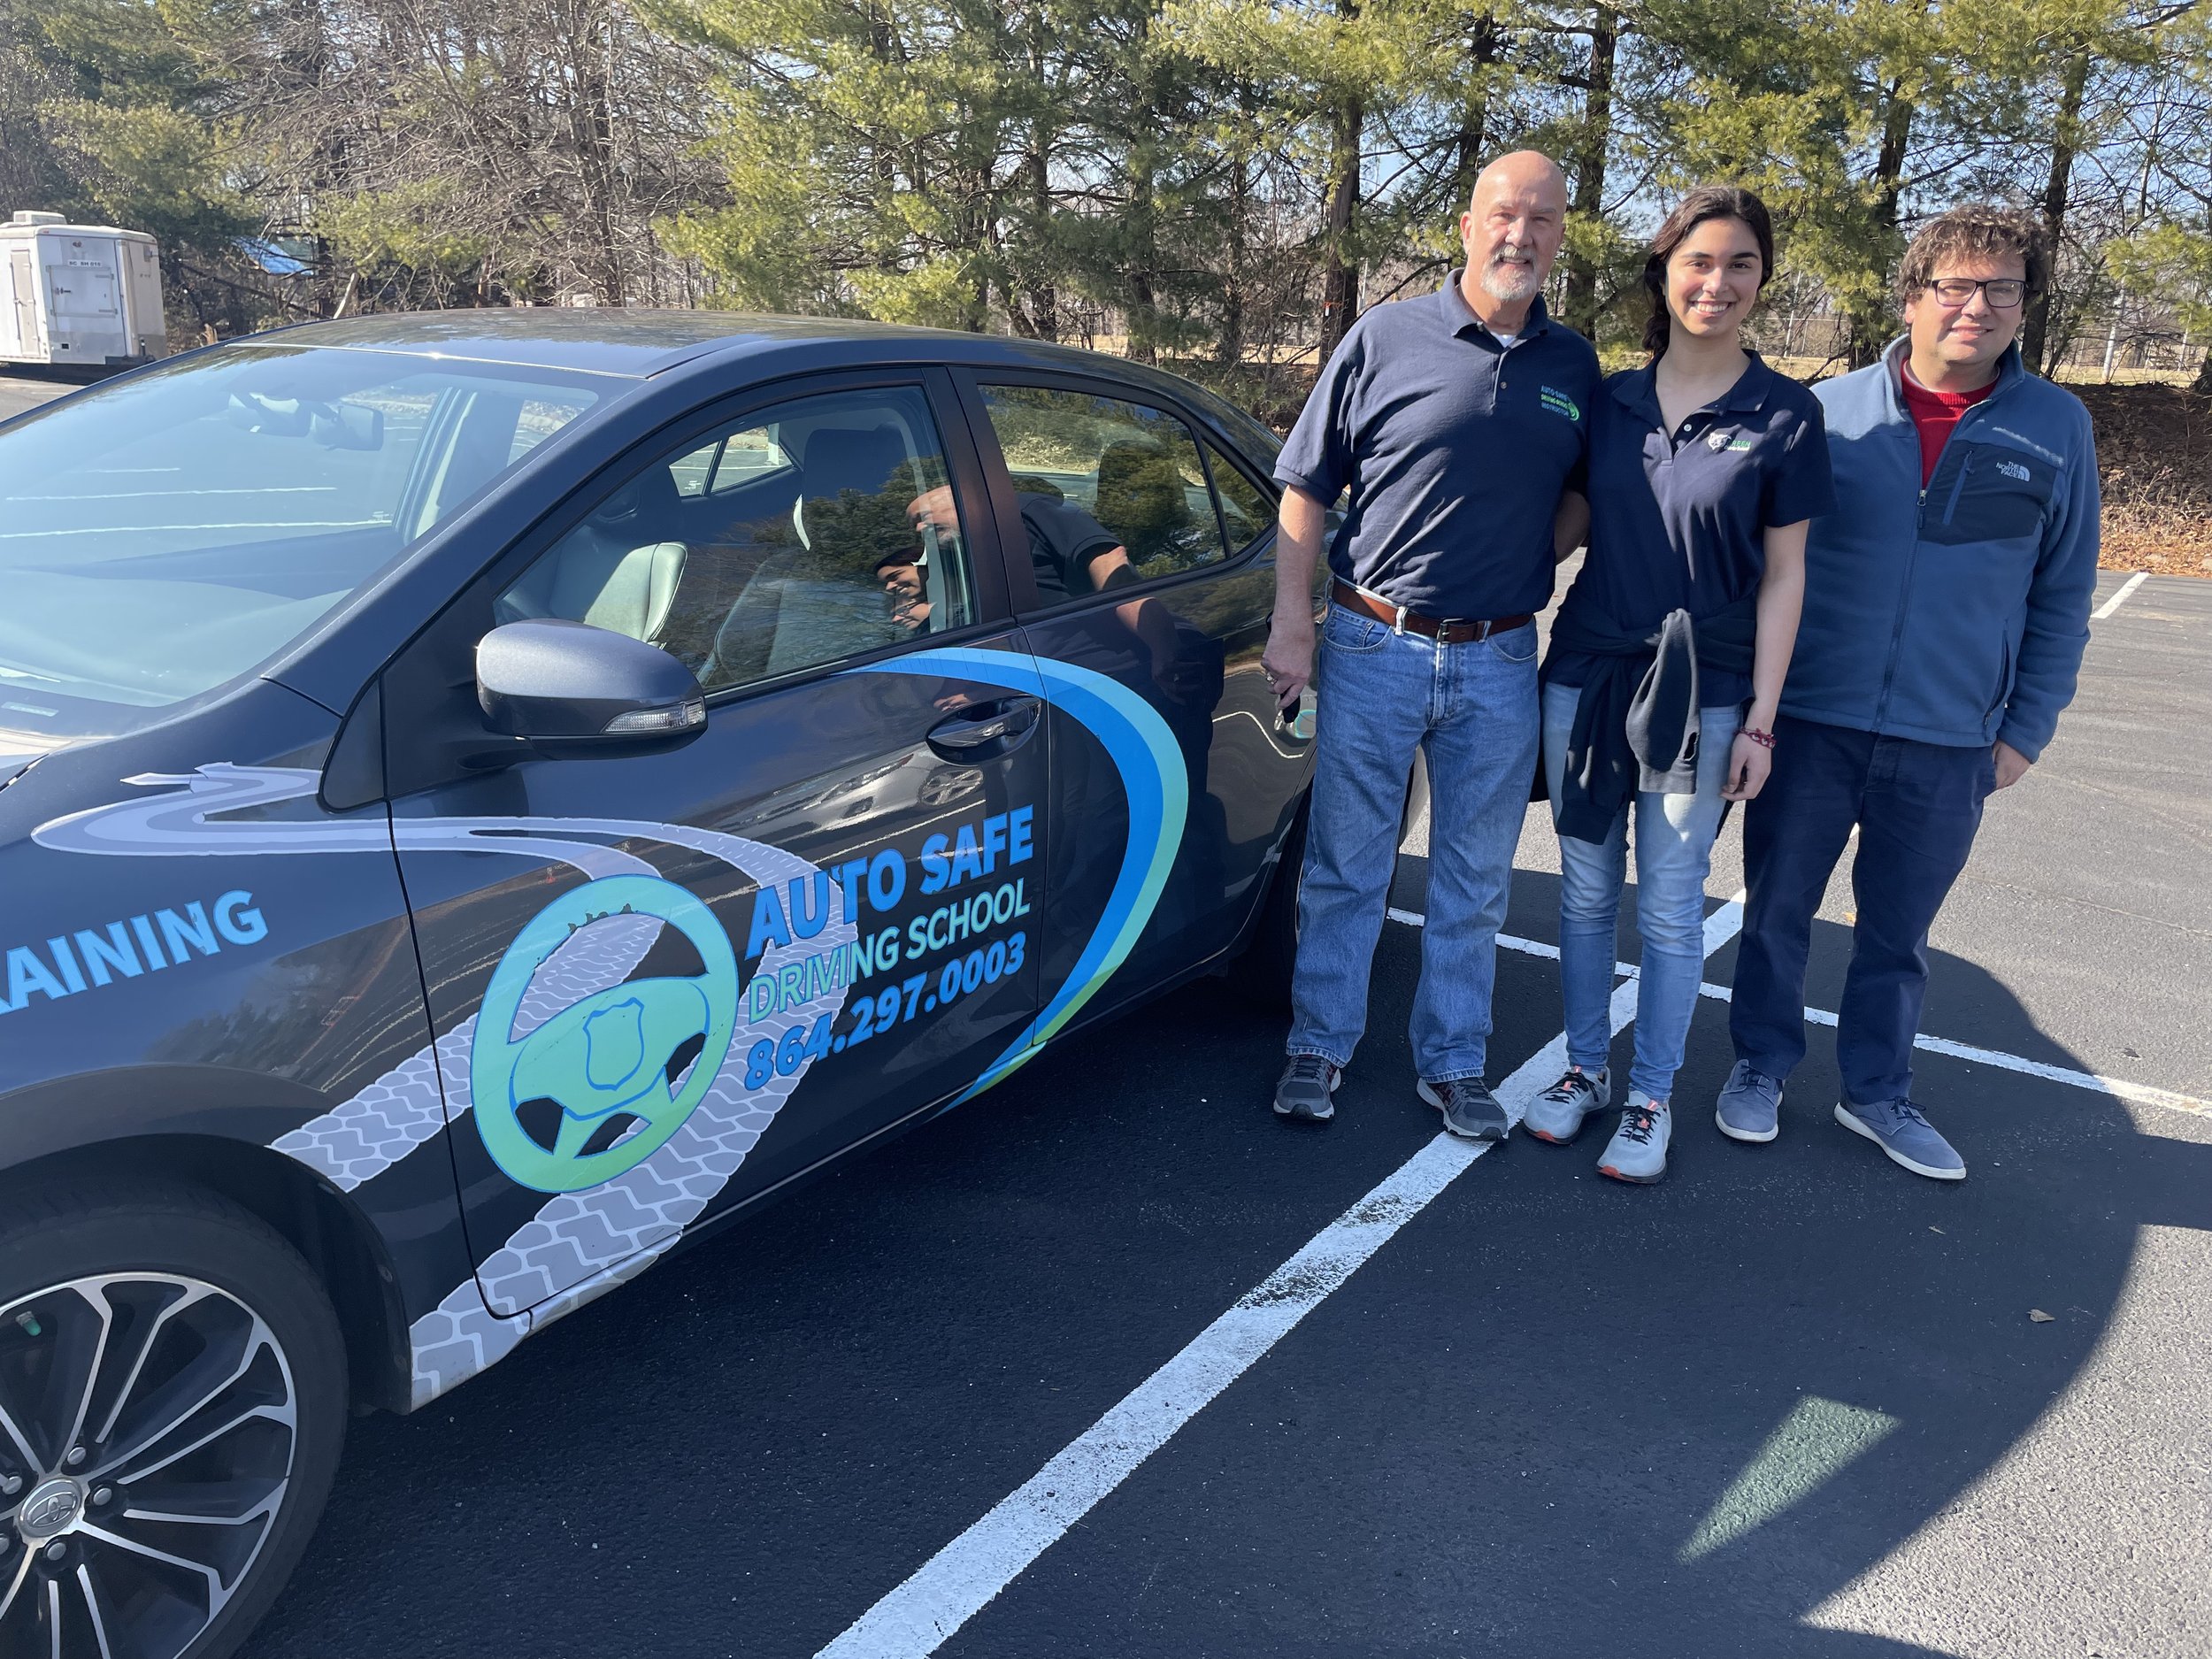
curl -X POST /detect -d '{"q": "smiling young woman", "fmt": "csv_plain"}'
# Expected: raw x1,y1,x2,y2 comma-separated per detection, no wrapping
1529,185,1832,1183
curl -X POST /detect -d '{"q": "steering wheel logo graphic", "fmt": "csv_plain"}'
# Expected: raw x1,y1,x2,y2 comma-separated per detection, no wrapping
472,875,740,1194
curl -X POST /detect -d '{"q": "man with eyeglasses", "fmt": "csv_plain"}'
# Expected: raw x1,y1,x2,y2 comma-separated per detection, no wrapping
1714,204,2101,1182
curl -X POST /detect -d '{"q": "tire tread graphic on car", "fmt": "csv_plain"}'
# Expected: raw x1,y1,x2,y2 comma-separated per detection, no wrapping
37,768,864,1382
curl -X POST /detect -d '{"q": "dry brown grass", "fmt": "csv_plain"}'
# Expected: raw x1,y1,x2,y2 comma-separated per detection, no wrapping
2072,384,2212,578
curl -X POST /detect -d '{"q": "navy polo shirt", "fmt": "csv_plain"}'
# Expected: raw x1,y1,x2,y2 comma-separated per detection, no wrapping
1548,352,1834,706
1274,277,1600,621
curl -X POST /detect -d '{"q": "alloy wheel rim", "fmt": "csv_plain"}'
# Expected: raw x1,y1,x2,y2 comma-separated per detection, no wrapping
0,1274,296,1659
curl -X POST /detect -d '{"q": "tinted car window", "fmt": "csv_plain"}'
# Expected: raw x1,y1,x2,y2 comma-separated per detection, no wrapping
978,385,1227,592
666,426,796,498
1203,438,1274,554
498,385,977,693
0,343,599,741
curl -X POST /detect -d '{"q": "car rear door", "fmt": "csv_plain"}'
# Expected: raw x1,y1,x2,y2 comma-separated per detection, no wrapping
953,369,1309,1031
380,369,1048,1318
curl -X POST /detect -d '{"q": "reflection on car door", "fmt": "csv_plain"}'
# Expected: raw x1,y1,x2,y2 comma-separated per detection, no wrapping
960,373,1305,1025
384,373,1048,1317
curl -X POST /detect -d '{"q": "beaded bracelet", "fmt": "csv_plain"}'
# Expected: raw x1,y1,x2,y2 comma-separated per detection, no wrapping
1740,726,1778,750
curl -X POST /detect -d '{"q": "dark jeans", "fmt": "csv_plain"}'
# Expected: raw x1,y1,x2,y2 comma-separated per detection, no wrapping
1730,714,1997,1105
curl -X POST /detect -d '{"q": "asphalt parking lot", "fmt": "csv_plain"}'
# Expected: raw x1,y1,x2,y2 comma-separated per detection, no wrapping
8,370,2205,1658
217,565,2204,1659
0,373,67,424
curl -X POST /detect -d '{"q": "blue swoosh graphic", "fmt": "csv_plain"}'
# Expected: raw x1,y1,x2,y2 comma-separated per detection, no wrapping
858,646,1189,1103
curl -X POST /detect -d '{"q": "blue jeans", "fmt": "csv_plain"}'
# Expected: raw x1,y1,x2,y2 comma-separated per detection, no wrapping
1541,681,1739,1101
1731,714,1994,1105
1287,604,1539,1080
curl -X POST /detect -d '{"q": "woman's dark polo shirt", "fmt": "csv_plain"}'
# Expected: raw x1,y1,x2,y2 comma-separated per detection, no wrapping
1548,352,1834,707
1274,280,1601,623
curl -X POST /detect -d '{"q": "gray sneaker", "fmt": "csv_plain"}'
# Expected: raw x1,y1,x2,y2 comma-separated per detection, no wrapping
1418,1077,1508,1141
1273,1055,1340,1123
1597,1092,1671,1183
1523,1066,1611,1144
1715,1060,1783,1144
1835,1098,1965,1181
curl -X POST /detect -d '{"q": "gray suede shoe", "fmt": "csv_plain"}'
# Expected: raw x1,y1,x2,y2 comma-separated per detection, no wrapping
1836,1098,1965,1180
1523,1065,1610,1144
1715,1060,1783,1144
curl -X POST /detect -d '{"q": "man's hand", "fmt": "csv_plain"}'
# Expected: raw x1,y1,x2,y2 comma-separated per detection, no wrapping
1993,739,2032,790
1262,614,1315,711
1720,732,1772,802
906,484,959,533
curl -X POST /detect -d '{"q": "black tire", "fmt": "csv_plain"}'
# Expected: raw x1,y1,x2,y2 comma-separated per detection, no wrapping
0,1179,348,1659
1237,795,1309,1010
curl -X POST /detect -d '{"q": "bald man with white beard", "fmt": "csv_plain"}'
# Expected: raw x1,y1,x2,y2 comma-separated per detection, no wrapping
1263,150,1600,1139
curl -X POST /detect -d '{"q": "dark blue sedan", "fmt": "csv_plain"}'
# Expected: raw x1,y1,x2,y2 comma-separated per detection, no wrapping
0,314,1313,1659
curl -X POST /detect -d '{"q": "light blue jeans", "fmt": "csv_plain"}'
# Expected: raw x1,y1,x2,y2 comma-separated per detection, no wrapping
1287,604,1539,1081
1541,680,1740,1101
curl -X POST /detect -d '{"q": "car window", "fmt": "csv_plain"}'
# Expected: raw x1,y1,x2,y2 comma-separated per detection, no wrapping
665,426,796,499
976,385,1227,600
666,440,718,498
496,385,977,695
0,343,599,742
1202,439,1274,554
710,428,795,493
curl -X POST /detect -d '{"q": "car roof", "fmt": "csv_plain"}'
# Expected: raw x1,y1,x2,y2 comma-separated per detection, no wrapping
252,310,1177,386
236,311,1286,458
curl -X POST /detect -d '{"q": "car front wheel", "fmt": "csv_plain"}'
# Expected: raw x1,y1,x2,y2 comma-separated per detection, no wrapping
0,1181,347,1659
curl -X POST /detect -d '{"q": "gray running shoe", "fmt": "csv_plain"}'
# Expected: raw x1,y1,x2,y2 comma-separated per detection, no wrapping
1715,1060,1783,1144
1273,1055,1340,1123
1835,1098,1965,1181
1523,1065,1611,1144
1418,1077,1509,1141
1597,1092,1671,1184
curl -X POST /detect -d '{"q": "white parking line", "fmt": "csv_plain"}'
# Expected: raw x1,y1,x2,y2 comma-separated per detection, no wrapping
2092,571,2148,620
1407,911,2212,1125
816,904,1741,1659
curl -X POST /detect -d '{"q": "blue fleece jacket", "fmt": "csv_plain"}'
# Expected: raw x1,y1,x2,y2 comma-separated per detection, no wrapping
1785,338,2101,761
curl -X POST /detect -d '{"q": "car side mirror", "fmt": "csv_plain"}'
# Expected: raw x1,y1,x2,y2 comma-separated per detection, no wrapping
476,619,706,761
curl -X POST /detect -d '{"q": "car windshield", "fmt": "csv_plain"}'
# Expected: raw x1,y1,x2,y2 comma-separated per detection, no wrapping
0,342,607,742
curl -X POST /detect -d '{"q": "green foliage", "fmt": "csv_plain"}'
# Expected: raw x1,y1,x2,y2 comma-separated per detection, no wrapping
2110,225,2212,339
2,0,2208,385
320,184,491,290
14,0,253,250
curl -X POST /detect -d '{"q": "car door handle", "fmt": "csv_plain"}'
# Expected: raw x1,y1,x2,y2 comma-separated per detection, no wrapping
927,695,1041,758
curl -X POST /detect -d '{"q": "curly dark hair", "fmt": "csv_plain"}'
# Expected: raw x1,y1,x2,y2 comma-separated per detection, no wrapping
1896,204,2049,309
1642,186,1775,357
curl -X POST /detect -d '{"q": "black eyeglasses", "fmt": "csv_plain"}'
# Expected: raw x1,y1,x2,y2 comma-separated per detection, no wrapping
1926,277,2028,310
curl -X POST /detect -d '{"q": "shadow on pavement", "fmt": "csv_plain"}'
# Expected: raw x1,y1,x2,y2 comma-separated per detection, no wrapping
1252,860,2212,1658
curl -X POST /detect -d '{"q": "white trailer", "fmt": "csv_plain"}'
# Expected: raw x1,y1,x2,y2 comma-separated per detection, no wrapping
0,212,167,368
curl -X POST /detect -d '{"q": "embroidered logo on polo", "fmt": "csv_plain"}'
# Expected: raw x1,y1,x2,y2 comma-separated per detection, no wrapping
1706,430,1754,453
1539,386,1581,421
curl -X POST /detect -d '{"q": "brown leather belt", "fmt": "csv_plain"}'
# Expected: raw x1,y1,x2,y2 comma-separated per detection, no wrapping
1331,580,1532,644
